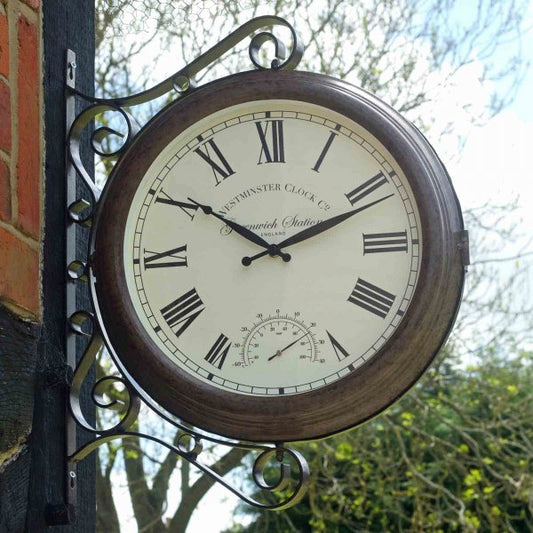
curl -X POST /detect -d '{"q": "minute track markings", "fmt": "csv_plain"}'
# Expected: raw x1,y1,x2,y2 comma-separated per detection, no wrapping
129,106,423,398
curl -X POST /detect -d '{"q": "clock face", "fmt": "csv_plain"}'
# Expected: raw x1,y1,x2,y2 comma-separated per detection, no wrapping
92,71,465,441
124,100,421,396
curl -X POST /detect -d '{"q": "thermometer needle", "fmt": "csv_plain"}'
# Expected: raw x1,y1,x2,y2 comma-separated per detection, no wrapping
268,332,310,361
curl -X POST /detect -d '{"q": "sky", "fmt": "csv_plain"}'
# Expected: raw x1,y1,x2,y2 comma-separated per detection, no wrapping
455,0,533,214
449,3,533,357
452,21,533,230
99,2,533,531
187,4,533,529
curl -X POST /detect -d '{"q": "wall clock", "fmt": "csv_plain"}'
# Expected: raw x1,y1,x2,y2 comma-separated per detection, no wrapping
91,69,468,442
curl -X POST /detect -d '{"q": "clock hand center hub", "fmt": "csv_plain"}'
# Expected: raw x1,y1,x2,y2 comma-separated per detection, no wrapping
268,244,291,261
242,244,291,266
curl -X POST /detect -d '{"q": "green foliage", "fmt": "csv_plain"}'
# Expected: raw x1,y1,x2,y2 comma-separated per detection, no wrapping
229,350,532,532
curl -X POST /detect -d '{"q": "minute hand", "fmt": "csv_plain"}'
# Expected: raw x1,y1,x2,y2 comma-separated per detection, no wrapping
277,194,394,249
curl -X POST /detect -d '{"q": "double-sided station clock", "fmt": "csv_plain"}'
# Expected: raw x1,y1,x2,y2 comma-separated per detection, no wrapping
91,70,467,442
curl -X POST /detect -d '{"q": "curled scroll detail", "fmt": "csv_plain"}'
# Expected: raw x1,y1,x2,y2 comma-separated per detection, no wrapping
65,16,308,511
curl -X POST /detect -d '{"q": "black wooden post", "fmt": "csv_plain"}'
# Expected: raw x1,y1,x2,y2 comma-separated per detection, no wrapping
25,1,95,530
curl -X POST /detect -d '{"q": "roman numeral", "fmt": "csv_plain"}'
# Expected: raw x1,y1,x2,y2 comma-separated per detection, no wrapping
194,138,235,185
143,245,187,269
363,231,408,254
326,330,350,361
160,288,204,338
256,120,285,164
348,278,395,318
204,334,232,369
345,171,388,206
312,125,340,172
155,191,199,220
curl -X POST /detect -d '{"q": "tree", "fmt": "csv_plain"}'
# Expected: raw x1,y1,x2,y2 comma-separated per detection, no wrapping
227,349,532,532
95,0,527,139
92,1,532,531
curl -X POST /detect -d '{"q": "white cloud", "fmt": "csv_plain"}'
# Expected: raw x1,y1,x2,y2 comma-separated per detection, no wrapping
452,110,533,215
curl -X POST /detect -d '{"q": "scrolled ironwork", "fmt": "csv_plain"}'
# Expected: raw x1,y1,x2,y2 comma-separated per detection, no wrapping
251,446,310,510
65,15,308,513
68,432,308,511
249,21,303,70
68,312,141,435
68,102,140,205
66,260,88,282
175,432,203,460
68,310,94,337
67,198,92,226
92,376,133,411
69,15,302,109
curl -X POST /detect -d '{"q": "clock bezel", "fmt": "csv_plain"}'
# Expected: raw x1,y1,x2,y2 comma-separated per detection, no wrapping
91,70,466,442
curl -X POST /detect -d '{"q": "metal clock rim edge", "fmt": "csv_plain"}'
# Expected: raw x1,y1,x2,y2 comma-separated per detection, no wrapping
90,70,467,442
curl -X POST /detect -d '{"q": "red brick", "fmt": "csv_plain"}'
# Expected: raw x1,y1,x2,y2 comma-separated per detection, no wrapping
0,157,10,221
0,13,8,77
16,15,40,238
0,80,10,152
0,227,40,315
21,0,40,9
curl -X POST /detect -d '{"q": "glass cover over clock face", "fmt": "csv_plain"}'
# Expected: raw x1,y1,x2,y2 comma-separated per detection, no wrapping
123,99,422,397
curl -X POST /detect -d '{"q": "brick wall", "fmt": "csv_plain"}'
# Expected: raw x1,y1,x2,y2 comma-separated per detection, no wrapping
0,0,41,318
0,1,42,528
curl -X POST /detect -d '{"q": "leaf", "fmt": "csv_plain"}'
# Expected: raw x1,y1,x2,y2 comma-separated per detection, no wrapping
335,442,353,461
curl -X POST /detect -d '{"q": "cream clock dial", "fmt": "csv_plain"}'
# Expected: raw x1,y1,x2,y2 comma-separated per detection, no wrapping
92,71,466,441
124,101,421,396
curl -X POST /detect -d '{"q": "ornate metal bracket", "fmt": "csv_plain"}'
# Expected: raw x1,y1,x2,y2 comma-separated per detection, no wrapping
64,16,308,521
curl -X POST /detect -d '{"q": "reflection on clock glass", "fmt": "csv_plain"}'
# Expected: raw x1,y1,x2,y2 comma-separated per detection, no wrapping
124,100,422,396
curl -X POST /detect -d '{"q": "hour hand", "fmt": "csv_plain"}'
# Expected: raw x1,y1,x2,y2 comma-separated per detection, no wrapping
187,198,275,252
